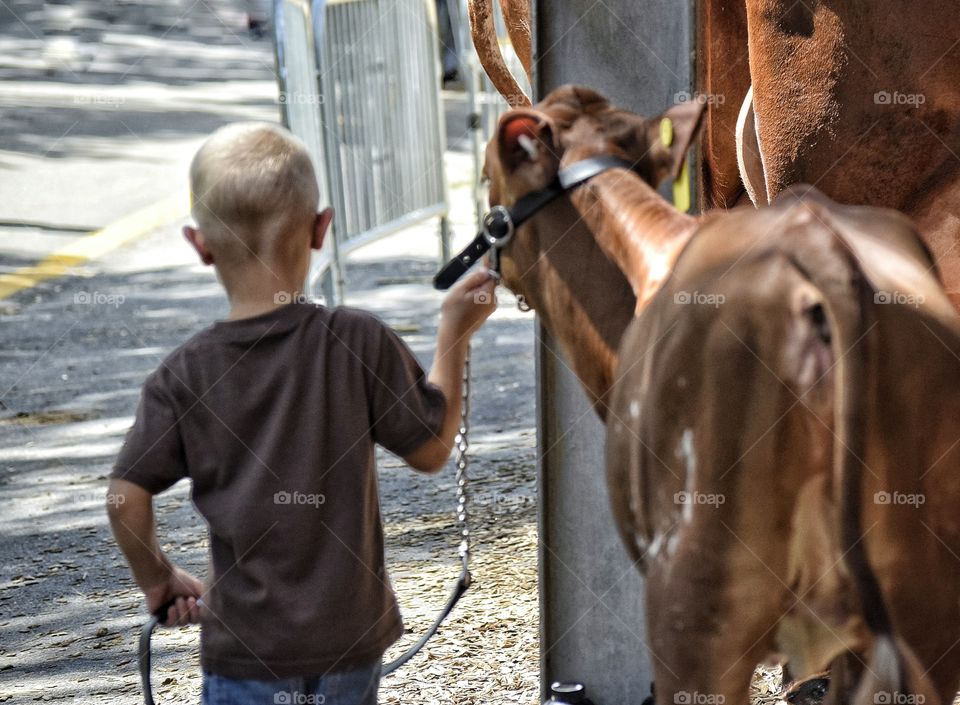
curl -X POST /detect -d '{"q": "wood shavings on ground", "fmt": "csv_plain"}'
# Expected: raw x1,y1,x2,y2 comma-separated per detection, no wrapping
752,663,787,705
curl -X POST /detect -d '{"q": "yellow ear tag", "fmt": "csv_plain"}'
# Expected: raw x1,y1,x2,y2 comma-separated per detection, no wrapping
673,159,691,213
659,117,674,147
661,118,690,212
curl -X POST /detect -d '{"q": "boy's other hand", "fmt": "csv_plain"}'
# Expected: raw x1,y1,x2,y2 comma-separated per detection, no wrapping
144,565,205,627
440,268,497,337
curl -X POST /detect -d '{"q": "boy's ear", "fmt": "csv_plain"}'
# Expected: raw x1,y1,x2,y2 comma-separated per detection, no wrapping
183,226,214,266
312,207,334,250
495,109,560,183
647,100,707,186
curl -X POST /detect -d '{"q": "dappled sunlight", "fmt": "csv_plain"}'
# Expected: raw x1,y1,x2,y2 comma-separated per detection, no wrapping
1,245,539,703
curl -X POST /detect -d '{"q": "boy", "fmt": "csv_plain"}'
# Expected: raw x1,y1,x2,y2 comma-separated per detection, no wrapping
107,122,495,704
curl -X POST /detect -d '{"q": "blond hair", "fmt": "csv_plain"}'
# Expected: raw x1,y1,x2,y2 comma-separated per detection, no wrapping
189,122,320,264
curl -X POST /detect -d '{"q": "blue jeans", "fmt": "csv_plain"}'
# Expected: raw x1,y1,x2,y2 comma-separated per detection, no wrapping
202,660,380,705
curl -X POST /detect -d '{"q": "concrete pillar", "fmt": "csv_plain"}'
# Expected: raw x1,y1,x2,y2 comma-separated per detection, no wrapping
533,3,695,703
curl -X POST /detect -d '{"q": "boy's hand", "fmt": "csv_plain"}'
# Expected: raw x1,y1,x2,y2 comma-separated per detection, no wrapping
440,268,497,337
106,479,205,627
144,565,204,627
408,269,497,473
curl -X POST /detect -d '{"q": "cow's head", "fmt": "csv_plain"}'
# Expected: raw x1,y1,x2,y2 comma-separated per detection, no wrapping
480,85,705,415
484,84,705,302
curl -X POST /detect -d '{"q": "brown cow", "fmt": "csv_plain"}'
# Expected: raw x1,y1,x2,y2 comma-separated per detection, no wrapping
700,0,960,308
468,1,960,304
608,190,960,705
484,85,960,705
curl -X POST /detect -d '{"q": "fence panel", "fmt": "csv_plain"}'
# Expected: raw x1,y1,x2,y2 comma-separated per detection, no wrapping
274,0,448,304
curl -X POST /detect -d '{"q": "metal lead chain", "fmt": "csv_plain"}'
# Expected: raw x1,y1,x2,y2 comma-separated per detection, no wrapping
454,350,472,584
376,350,473,677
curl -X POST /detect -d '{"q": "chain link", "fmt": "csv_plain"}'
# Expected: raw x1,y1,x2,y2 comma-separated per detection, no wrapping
454,349,471,583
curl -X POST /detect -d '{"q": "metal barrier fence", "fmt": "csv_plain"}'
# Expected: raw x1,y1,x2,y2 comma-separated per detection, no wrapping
273,0,449,305
446,0,530,227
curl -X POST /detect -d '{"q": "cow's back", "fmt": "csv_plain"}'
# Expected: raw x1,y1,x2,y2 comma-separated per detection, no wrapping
605,187,960,699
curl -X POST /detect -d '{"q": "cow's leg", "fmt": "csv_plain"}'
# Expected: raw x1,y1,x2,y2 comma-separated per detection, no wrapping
646,530,785,705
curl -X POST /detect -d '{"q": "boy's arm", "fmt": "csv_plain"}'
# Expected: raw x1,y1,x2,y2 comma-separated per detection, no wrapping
404,269,496,473
107,478,203,626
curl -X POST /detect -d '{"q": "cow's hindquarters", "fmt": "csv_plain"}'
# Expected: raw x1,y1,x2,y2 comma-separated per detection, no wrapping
610,250,835,705
608,203,939,705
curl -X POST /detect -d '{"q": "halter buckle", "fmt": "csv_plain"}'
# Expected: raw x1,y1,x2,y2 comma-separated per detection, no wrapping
482,205,514,248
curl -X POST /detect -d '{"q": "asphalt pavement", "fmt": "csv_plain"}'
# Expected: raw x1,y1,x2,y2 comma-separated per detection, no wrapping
0,0,278,262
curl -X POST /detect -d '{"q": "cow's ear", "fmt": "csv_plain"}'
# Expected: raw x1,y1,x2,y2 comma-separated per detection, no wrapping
647,100,706,185
496,109,560,178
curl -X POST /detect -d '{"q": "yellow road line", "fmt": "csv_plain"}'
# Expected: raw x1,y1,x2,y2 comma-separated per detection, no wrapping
0,192,189,301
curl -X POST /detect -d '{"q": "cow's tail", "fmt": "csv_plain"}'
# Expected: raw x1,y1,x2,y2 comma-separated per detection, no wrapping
497,0,532,79
804,233,930,705
467,0,531,108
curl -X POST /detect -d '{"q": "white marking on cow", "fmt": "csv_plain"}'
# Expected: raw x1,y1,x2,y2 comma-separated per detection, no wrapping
647,532,665,559
676,428,697,524
517,134,538,159
629,400,640,419
667,533,681,557
648,527,682,562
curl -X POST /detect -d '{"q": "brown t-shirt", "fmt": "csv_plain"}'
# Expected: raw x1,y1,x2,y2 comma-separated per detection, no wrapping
112,303,446,679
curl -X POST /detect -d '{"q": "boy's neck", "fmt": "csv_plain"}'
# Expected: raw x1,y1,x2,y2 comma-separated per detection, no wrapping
220,264,309,321
226,299,288,321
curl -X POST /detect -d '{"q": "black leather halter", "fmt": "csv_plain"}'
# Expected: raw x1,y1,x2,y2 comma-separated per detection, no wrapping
432,155,634,290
